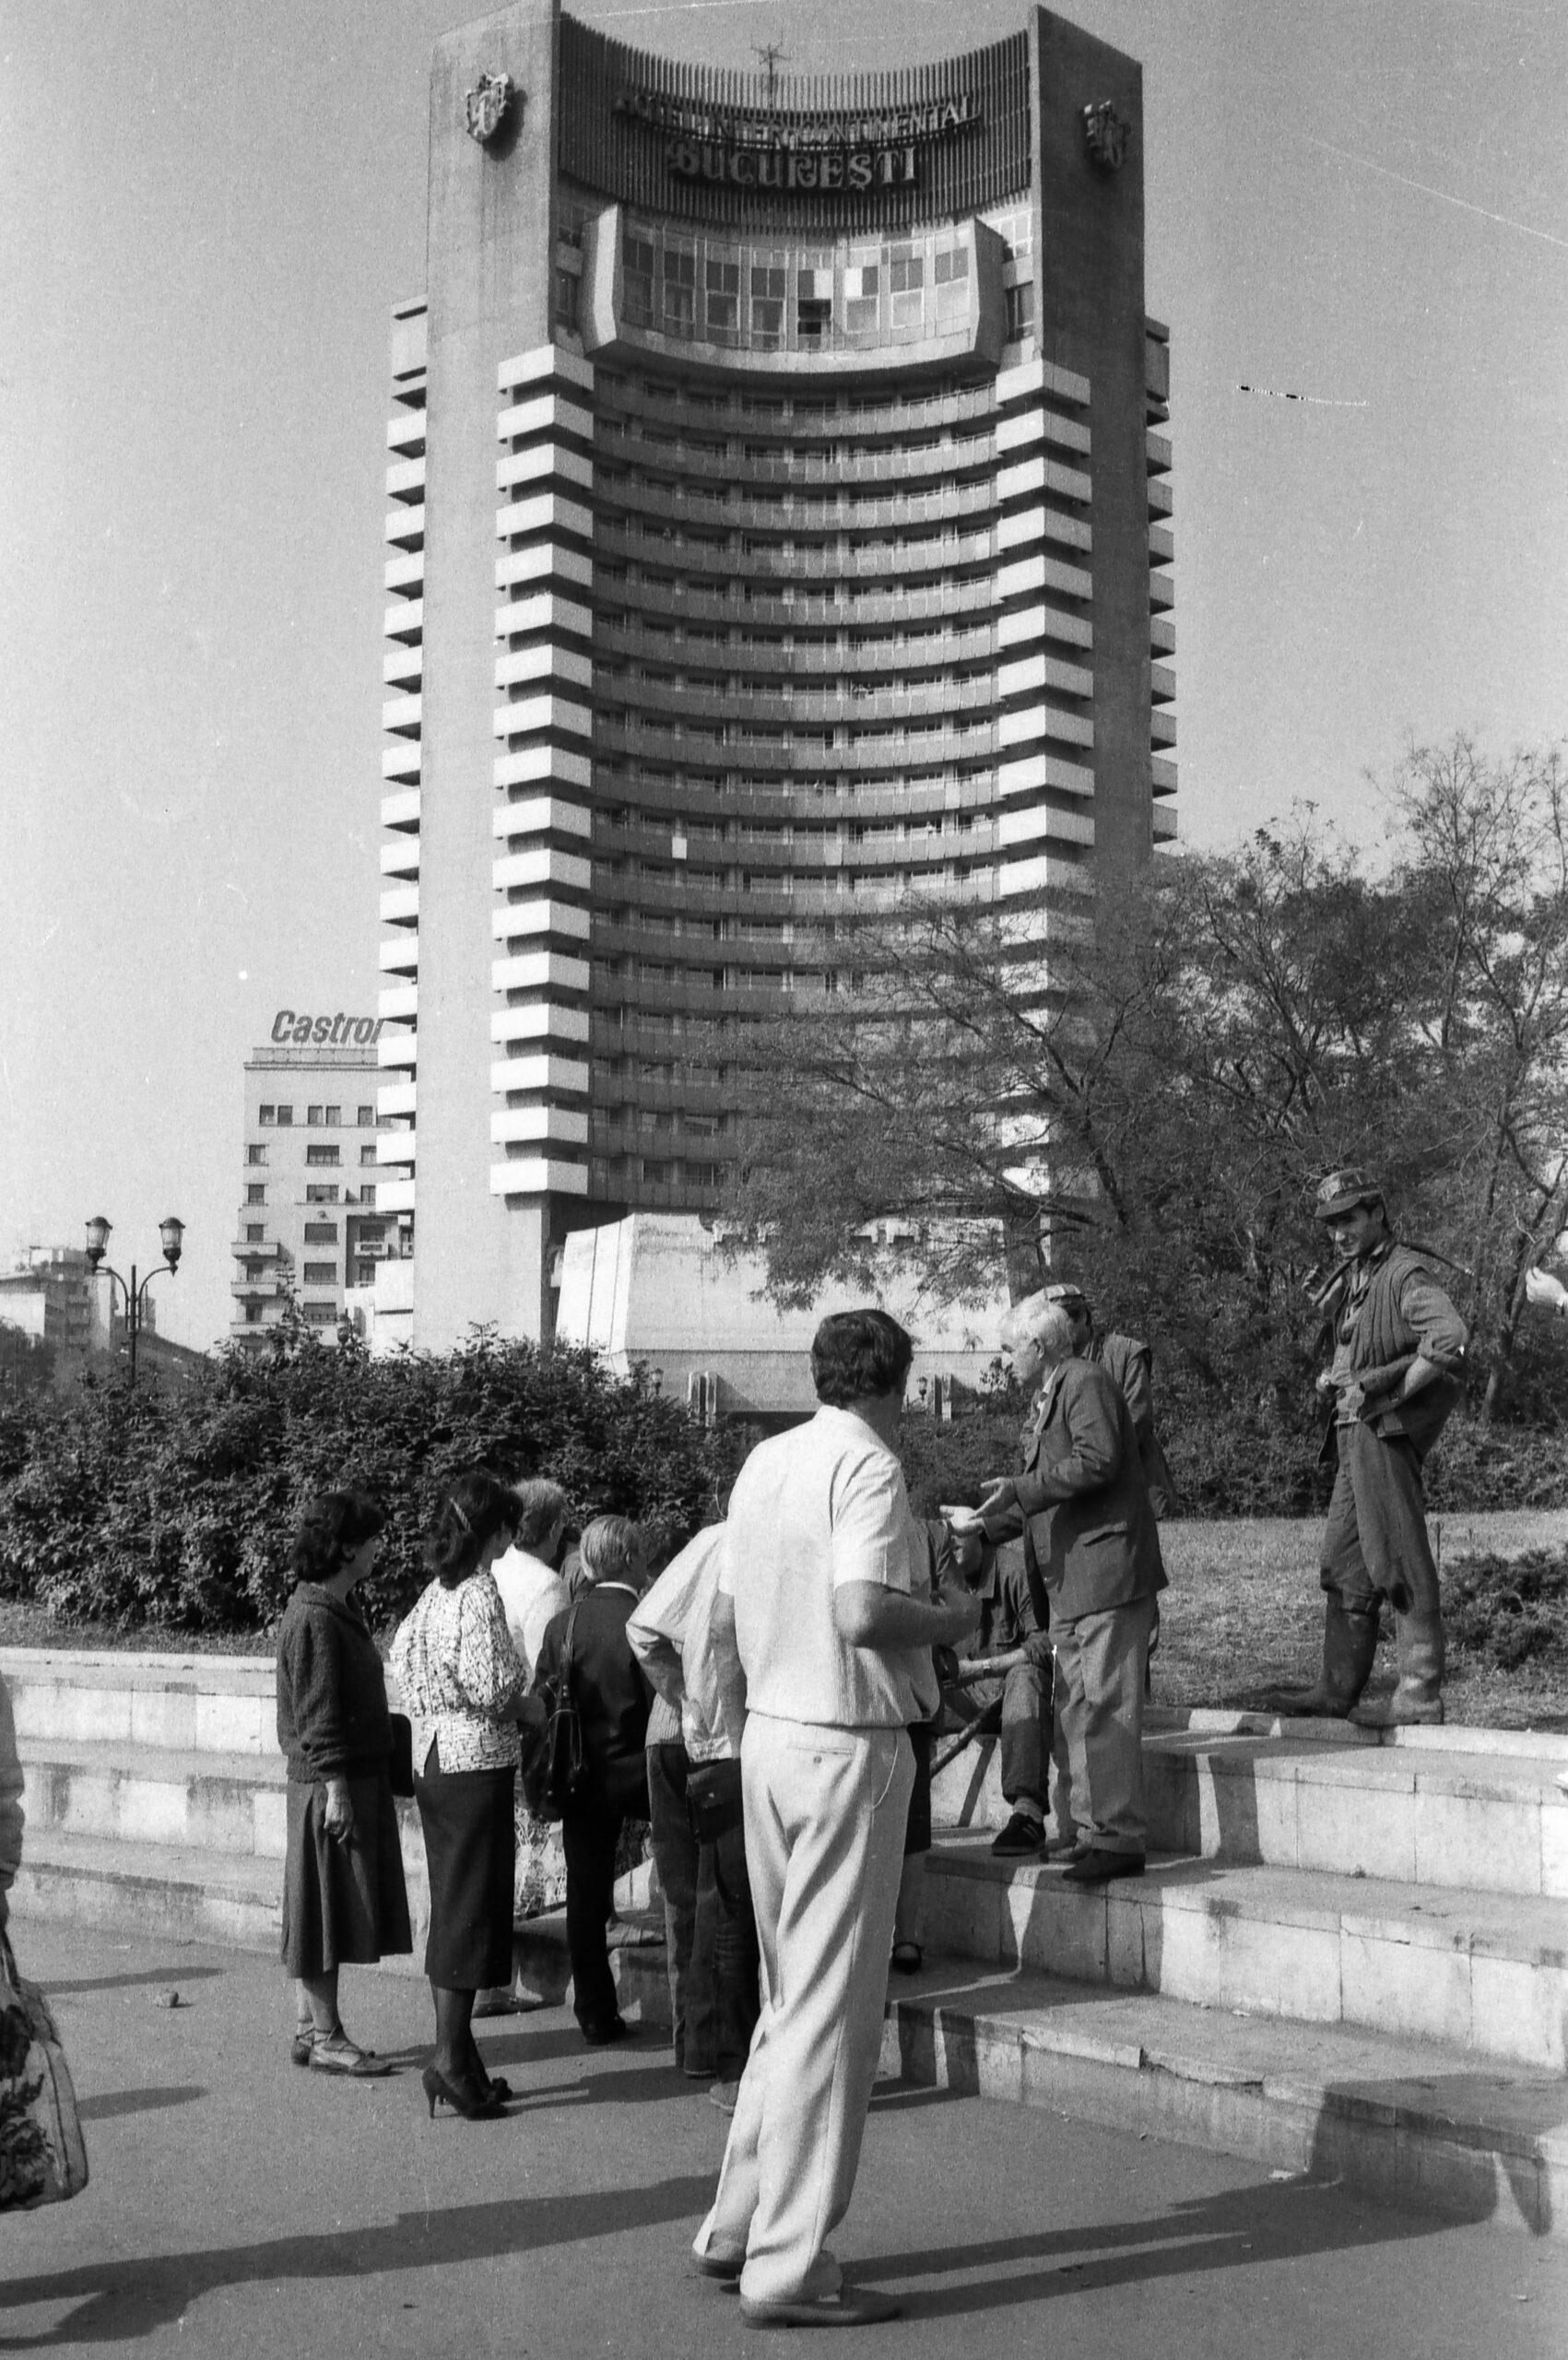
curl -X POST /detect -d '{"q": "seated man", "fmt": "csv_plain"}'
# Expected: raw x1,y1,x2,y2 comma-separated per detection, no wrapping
934,1527,1055,1860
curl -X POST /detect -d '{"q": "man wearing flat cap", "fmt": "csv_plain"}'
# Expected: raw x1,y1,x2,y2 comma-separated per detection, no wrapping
1275,1169,1467,1726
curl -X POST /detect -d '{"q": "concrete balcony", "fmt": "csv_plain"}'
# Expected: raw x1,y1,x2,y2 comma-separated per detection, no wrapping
493,741,594,793
496,490,593,545
495,590,593,643
491,899,592,946
491,796,591,844
1149,478,1173,519
492,847,591,894
385,455,426,500
995,406,1092,460
492,950,590,997
494,643,592,693
996,454,1092,509
1149,662,1177,705
497,390,594,446
495,443,593,499
383,597,423,643
489,1157,589,1198
996,652,1095,703
384,504,424,551
1151,711,1177,749
489,1105,590,1147
378,982,418,1021
1149,524,1175,564
1152,755,1178,795
382,743,421,783
490,1001,592,1048
382,692,421,738
495,541,594,597
995,551,1095,606
493,690,591,742
1153,805,1178,843
377,1081,416,1118
380,839,419,878
996,849,1094,900
996,749,1096,800
374,1127,415,1165
377,1030,417,1071
997,801,1096,850
996,704,1095,752
1149,571,1175,613
996,355,1091,411
490,1054,590,1096
376,1178,416,1214
379,883,419,925
387,411,426,455
995,506,1092,559
378,935,419,974
383,552,424,596
383,647,422,690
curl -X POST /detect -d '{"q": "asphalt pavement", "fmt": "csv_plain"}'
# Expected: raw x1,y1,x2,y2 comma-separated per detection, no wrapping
2,1921,1563,2357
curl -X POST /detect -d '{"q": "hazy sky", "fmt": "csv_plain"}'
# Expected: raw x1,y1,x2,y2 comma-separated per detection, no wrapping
2,0,1564,1351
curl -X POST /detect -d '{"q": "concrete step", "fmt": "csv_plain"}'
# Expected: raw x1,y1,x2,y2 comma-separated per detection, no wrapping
22,1740,289,1860
14,1830,286,1954
921,1840,1568,2073
933,1712,1568,1904
878,1957,1568,2243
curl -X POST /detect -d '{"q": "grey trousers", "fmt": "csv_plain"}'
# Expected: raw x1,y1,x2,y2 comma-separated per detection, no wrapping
694,1713,913,2306
1049,1594,1157,1857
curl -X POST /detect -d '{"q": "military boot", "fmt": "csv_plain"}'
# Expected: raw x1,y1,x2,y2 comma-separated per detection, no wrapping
1353,1610,1444,1727
1266,1595,1379,1718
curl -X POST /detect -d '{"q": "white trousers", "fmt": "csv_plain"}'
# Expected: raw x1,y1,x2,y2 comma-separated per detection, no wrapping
694,1712,913,2305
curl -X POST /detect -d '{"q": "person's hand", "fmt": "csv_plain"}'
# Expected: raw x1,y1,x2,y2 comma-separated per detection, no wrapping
1315,1369,1337,1397
1337,1379,1366,1420
1526,1267,1568,1314
323,1777,355,1844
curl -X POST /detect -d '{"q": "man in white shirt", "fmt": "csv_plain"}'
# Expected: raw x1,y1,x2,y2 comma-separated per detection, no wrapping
691,1310,981,2329
491,1480,572,1680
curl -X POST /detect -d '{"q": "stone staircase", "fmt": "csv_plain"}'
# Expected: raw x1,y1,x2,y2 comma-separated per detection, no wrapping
6,1647,1566,2239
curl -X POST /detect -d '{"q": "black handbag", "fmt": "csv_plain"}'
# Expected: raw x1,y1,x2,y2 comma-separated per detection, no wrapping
387,1712,415,1800
520,1599,587,1822
685,1757,744,1844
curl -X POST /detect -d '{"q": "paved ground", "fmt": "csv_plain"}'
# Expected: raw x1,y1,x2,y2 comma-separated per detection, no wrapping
3,1924,1564,2358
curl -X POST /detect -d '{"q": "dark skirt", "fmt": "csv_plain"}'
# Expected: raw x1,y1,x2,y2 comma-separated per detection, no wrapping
281,1773,413,1977
416,1763,517,1989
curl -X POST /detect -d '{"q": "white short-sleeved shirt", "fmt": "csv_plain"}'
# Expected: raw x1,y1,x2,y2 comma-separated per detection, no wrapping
627,1526,735,1763
720,1405,937,1729
490,1546,571,1682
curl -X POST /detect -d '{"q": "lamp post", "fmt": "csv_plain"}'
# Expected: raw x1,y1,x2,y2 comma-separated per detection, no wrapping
83,1215,186,1386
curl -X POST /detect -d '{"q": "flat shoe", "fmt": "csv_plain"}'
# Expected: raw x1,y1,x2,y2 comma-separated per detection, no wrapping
741,2290,902,2328
690,2246,746,2282
1061,1849,1145,1884
310,2033,390,2077
709,2079,740,2115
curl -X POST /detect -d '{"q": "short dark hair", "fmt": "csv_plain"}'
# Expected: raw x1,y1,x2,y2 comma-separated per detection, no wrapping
290,1489,385,1584
425,1469,520,1588
810,1309,914,1409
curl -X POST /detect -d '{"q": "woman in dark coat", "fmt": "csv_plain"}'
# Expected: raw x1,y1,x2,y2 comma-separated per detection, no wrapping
276,1489,411,2075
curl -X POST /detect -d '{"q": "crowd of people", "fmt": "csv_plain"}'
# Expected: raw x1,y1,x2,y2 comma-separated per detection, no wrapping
267,1162,1480,2323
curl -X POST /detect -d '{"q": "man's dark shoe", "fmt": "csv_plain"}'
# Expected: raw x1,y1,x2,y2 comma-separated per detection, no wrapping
990,1811,1044,1858
581,2014,631,2047
1061,1849,1145,1884
690,2244,746,2283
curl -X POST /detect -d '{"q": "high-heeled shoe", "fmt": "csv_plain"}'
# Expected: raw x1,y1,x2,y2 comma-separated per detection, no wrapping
421,2062,504,2120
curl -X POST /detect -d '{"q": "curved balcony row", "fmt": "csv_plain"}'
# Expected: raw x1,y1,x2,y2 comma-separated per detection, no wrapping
593,517,1002,584
593,618,999,679
589,670,999,730
594,469,1007,538
599,574,1007,633
589,769,999,832
594,419,1005,490
593,372,1003,447
590,715,1000,776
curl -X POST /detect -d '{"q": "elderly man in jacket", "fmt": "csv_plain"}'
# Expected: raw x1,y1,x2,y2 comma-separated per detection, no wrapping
950,1293,1165,1882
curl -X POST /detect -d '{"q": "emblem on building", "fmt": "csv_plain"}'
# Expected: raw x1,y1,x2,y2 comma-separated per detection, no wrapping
1082,100,1129,171
465,72,517,145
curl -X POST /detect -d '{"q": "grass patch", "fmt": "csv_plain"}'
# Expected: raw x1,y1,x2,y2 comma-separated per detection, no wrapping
1155,1508,1568,1732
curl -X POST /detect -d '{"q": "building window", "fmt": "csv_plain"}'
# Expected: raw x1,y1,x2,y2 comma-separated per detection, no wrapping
303,1221,338,1244
276,1105,293,1127
662,246,695,336
622,231,654,326
246,1145,266,1166
358,1222,385,1243
555,268,580,331
305,1184,340,1204
843,263,879,336
301,1303,337,1326
796,266,831,345
258,1104,276,1127
244,1260,265,1281
244,1302,263,1324
705,257,739,336
306,1145,340,1166
360,1184,376,1207
358,1104,375,1127
244,1223,265,1243
307,1104,324,1127
355,1260,379,1285
1005,280,1035,340
750,266,785,348
303,1261,337,1284
246,1184,266,1206
360,1145,377,1166
324,1105,341,1127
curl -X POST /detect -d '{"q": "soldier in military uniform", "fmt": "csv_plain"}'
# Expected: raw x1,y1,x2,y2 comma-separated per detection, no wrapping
1277,1169,1468,1727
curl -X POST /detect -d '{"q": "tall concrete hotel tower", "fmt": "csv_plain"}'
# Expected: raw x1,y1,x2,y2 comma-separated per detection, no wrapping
375,2,1173,1350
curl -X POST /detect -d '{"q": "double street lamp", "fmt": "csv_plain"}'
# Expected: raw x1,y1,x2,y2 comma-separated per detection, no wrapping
83,1215,186,1386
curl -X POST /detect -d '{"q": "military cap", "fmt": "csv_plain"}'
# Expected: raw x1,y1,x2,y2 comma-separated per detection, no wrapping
1314,1167,1384,1221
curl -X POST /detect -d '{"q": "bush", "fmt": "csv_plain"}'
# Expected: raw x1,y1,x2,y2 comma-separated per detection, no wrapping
0,1328,741,1636
1442,1547,1568,1672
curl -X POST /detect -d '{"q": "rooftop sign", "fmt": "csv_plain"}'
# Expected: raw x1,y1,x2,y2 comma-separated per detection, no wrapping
614,87,981,194
270,1011,384,1046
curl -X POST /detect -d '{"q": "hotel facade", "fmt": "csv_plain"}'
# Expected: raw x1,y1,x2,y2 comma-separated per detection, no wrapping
375,2,1173,1351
